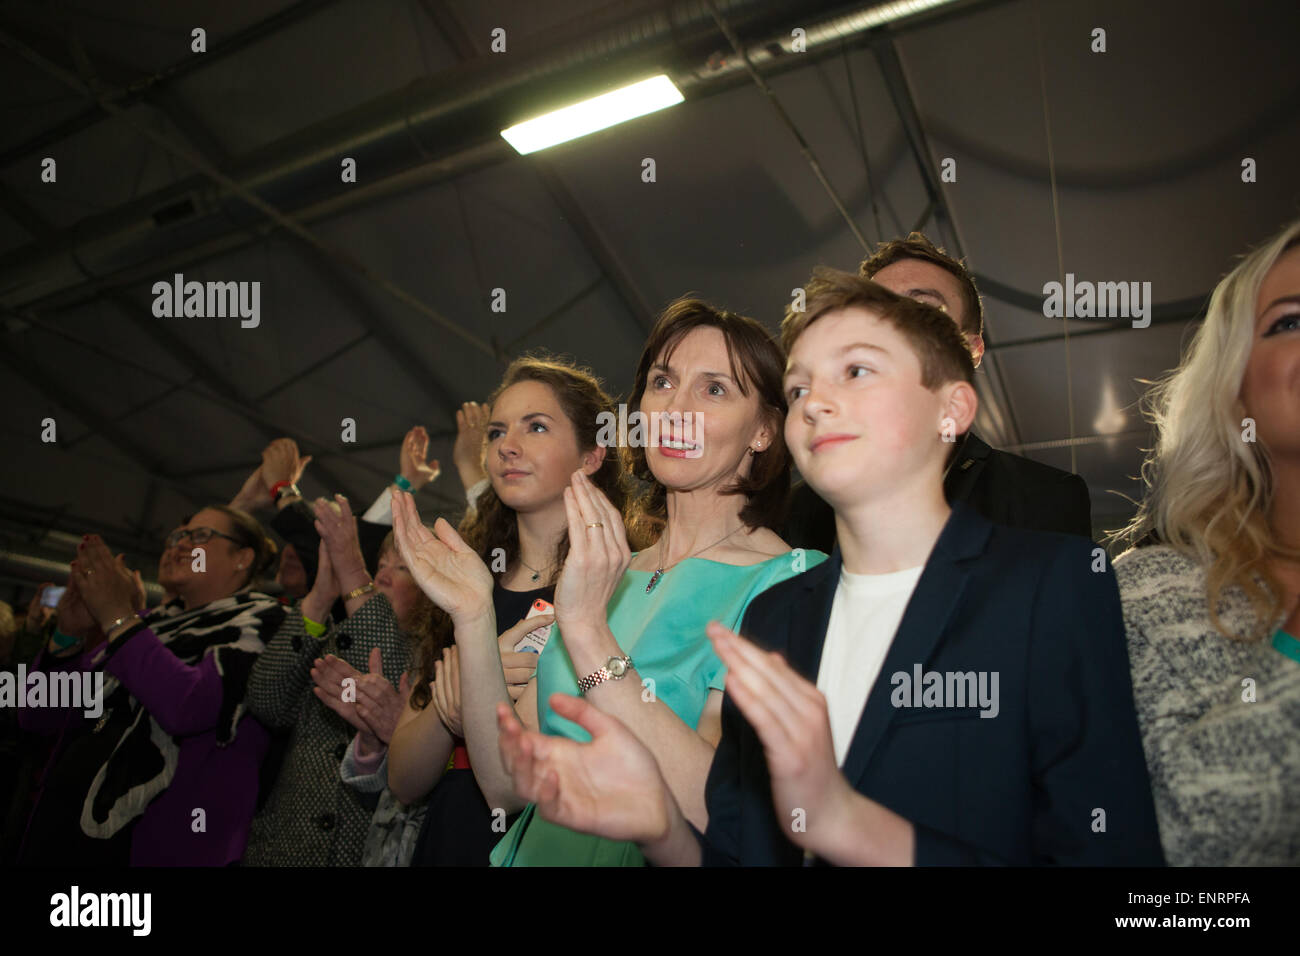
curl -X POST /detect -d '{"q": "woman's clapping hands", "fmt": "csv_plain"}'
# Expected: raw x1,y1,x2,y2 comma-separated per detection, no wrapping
313,494,369,594
390,489,493,625
496,694,673,845
311,647,411,748
552,471,630,641
71,535,140,635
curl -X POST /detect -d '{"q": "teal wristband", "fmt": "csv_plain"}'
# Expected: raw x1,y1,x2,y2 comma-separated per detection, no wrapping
393,474,412,491
50,629,81,650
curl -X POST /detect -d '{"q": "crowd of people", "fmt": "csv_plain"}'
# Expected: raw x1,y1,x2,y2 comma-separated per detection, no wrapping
1,219,1297,867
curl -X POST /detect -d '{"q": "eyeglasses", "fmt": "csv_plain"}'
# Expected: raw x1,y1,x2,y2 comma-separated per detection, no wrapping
164,526,243,548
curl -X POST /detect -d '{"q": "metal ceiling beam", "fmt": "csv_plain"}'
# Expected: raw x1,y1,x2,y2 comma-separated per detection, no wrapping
0,28,475,503
5,15,231,166
90,291,362,499
0,346,216,511
917,84,1300,190
870,36,960,252
532,149,659,336
0,178,359,502
416,0,478,62
2,0,977,327
278,242,463,419
871,33,1021,448
504,275,607,351
974,273,1210,322
421,0,659,340
4,137,512,317
10,296,430,503
0,24,498,362
0,492,169,558
0,0,833,312
985,311,1199,352
0,0,341,170
255,330,370,403
69,0,476,427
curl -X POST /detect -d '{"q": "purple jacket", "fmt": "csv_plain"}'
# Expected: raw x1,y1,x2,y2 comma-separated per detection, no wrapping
21,623,273,866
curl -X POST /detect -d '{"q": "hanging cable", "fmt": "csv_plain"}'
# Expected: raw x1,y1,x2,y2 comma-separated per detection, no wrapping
706,0,872,254
1031,0,1077,475
842,37,884,245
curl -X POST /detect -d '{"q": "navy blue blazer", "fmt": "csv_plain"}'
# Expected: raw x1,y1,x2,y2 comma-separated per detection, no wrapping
696,503,1165,865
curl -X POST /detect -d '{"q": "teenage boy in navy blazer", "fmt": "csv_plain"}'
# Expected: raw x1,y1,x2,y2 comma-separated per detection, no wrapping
783,233,1093,550
493,269,1163,866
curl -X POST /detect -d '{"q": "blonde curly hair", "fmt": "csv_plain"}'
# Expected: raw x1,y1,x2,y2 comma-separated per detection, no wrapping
1114,218,1300,640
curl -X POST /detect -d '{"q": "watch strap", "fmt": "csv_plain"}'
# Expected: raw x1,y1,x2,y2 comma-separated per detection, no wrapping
577,656,634,695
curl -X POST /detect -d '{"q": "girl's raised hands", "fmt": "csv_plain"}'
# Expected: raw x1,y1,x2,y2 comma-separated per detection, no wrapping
390,489,493,626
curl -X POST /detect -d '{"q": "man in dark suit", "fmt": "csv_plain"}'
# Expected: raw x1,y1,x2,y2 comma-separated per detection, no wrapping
783,232,1092,552
491,270,1162,866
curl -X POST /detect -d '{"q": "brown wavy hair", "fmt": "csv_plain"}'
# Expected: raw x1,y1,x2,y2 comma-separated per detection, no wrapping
409,354,626,710
625,298,790,547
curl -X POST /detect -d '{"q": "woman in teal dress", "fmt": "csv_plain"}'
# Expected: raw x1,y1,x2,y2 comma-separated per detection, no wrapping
392,298,826,865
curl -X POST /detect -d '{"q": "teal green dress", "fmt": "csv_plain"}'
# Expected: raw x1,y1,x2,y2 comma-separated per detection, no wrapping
1274,629,1300,664
490,547,827,866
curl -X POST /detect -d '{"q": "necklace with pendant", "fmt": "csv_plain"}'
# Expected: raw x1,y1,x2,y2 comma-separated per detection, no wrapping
518,557,552,584
646,522,742,593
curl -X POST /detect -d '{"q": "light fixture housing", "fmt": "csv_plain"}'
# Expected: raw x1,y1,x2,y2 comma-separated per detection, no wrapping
500,74,684,155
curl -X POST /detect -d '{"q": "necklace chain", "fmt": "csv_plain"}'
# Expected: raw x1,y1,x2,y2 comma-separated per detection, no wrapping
646,522,742,593
517,556,553,583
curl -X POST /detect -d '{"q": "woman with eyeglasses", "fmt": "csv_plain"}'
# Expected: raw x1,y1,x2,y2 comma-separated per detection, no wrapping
16,505,286,866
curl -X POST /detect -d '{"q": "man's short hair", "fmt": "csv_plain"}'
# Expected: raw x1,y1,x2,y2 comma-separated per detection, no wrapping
781,268,975,389
860,232,984,340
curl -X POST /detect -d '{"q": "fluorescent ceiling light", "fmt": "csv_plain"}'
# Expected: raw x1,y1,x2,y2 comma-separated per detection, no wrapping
501,75,684,155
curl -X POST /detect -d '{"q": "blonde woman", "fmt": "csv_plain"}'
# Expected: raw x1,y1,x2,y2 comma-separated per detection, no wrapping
1113,218,1300,865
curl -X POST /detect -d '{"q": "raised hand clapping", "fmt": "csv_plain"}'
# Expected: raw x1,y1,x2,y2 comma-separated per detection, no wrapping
71,535,140,638
452,401,489,490
389,489,493,627
552,471,630,641
400,426,441,490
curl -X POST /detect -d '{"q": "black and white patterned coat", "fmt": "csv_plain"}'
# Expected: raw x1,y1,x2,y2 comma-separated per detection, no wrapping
242,594,412,866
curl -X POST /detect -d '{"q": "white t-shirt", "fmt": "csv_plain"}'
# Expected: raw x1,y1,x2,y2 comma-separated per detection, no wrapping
815,565,924,766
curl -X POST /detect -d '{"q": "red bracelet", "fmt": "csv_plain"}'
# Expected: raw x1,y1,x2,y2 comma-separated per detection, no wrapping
268,480,291,501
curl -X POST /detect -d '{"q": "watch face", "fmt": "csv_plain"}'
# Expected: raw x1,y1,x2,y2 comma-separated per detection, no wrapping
608,658,627,677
